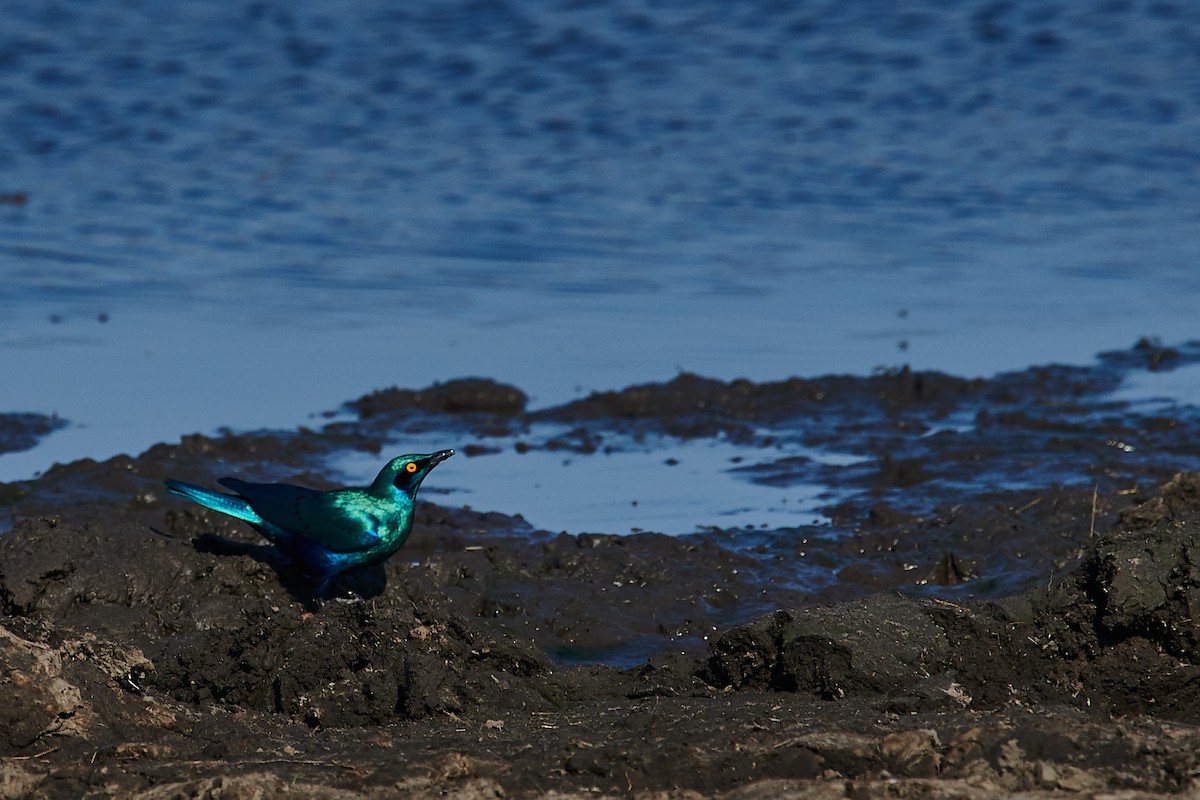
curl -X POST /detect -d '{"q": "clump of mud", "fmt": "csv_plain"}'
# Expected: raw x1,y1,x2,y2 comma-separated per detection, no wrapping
0,412,66,457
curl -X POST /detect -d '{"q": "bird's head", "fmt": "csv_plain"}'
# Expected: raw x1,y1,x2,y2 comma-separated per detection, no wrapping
376,450,454,496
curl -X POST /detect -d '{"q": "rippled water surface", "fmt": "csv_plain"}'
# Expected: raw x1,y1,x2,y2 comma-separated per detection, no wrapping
2,0,1200,521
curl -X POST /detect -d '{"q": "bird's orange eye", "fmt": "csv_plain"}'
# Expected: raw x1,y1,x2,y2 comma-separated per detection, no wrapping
405,462,418,473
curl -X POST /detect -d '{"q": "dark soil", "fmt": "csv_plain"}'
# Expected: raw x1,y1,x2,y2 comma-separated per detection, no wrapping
0,413,66,457
6,346,1200,798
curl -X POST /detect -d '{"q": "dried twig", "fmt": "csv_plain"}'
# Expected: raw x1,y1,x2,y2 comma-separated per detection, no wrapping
1089,484,1098,543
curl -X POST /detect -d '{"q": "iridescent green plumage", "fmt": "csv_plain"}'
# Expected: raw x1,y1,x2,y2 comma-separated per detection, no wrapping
165,450,453,591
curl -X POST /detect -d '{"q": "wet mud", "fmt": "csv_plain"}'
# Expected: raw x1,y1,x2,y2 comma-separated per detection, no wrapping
6,343,1200,797
0,413,66,458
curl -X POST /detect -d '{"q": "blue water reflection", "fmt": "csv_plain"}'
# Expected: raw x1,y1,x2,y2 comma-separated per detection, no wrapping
1,0,1199,488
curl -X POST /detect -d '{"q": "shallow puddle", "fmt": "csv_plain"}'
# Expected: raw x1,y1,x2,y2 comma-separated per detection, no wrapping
1108,361,1200,410
330,428,863,536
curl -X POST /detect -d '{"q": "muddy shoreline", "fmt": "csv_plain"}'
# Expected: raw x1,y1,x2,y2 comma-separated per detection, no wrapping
5,347,1200,797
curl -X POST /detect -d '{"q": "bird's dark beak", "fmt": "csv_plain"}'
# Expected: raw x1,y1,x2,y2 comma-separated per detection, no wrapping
427,449,454,467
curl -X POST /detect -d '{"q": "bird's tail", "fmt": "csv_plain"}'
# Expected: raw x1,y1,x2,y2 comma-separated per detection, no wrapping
164,480,264,526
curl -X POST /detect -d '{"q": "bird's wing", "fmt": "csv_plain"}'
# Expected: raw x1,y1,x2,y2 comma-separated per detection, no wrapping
218,479,382,553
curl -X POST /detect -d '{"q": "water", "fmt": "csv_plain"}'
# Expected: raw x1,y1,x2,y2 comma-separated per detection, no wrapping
1110,362,1200,409
2,0,1200,526
331,427,859,535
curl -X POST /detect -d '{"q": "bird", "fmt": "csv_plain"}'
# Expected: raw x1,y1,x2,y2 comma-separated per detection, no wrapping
164,450,454,594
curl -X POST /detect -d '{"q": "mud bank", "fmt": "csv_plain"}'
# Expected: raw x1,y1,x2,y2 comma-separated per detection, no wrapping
0,413,66,458
5,476,1200,797
5,350,1200,797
